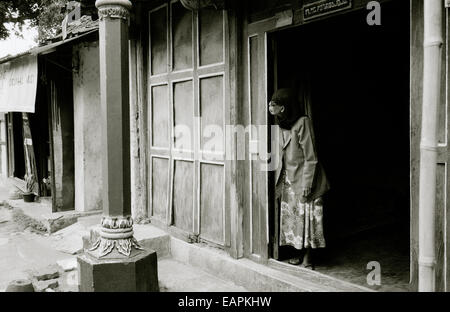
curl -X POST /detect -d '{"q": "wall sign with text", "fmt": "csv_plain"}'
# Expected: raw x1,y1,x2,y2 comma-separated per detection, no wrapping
303,0,353,20
0,55,38,113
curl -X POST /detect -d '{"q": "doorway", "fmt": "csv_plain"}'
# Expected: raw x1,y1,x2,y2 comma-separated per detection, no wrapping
6,112,25,179
268,1,410,291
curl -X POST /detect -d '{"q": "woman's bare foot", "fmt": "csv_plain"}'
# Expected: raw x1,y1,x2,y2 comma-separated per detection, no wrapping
300,249,314,269
288,257,301,265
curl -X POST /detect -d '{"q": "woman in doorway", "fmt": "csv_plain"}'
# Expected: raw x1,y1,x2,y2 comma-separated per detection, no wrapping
269,88,330,269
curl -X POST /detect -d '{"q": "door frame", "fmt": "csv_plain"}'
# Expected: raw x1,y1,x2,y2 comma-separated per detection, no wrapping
243,2,415,281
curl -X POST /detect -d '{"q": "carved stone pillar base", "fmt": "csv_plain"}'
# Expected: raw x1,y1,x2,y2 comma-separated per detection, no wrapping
87,216,143,259
77,249,159,292
78,216,159,291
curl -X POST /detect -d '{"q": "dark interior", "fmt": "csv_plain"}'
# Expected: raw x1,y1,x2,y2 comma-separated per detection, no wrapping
11,112,25,179
30,62,51,197
269,1,410,291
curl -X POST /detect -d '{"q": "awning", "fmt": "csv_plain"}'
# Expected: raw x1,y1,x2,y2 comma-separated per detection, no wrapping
29,29,97,55
0,29,98,113
0,55,38,113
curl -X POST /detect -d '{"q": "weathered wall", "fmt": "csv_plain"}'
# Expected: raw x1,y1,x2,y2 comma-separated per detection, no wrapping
129,37,148,222
73,42,102,212
130,1,150,222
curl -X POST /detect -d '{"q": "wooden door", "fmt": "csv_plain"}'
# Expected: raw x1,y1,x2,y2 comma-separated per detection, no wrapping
244,17,281,263
148,1,230,247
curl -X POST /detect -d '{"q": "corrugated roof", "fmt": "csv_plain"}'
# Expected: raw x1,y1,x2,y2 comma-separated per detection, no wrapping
0,51,31,64
30,29,98,55
0,15,98,65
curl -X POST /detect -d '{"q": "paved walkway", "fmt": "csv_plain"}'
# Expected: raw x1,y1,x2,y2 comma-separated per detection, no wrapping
0,208,249,292
0,213,73,290
0,178,73,290
0,178,248,292
0,179,74,290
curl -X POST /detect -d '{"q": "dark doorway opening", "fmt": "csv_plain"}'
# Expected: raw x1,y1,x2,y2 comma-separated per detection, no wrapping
268,1,410,291
8,112,25,179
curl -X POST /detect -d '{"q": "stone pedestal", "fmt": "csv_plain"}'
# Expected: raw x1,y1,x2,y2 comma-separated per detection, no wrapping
78,248,159,292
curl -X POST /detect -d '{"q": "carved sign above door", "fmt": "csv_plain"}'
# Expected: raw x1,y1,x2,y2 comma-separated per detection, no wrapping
303,0,352,21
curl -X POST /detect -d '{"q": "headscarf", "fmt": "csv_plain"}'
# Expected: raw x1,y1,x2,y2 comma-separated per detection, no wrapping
270,88,305,130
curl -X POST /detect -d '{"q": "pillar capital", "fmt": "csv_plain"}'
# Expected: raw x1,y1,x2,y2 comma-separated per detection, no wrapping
95,0,132,20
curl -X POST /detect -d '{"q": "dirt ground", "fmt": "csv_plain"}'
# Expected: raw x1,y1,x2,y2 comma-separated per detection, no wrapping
0,205,76,291
0,179,77,291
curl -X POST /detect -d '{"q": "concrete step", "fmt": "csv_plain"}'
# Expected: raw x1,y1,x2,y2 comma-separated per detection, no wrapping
158,258,248,292
169,237,372,292
266,259,374,292
54,256,249,292
5,198,101,233
80,222,372,292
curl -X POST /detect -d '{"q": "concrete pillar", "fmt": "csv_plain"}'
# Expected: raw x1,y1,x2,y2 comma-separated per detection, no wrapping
78,0,158,292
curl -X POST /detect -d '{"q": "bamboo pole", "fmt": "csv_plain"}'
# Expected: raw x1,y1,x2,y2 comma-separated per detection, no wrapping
418,0,443,292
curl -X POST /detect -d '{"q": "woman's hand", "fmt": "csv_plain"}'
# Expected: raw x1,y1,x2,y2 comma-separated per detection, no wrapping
302,187,311,197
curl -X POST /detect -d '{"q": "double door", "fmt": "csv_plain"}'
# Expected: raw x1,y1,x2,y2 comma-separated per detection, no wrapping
148,1,230,246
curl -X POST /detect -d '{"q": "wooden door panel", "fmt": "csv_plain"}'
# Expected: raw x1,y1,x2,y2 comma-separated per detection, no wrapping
150,6,168,76
436,164,446,291
173,160,194,232
199,73,225,242
200,163,224,244
200,75,224,158
173,79,194,153
172,1,193,71
248,35,260,256
151,85,169,148
409,0,422,291
151,157,169,220
246,23,271,261
199,8,224,66
251,161,262,255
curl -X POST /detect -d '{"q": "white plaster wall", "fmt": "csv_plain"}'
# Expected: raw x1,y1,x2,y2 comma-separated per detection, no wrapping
73,42,102,212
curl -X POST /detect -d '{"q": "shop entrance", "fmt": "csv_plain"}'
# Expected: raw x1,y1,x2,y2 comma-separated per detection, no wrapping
268,1,410,291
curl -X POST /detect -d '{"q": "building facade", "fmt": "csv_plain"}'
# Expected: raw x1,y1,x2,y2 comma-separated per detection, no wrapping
124,0,445,291
1,0,445,292
116,0,449,291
